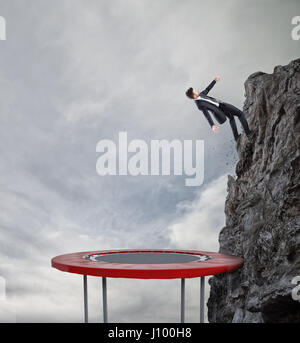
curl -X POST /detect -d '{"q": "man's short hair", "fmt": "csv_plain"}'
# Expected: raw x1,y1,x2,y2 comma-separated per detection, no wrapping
186,87,194,99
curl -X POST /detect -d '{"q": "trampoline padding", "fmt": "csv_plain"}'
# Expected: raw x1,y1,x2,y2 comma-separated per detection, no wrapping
86,252,210,264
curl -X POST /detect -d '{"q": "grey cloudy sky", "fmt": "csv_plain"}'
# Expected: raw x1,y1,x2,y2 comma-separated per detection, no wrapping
0,0,299,322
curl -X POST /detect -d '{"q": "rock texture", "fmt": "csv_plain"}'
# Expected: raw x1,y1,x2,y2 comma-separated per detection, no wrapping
208,59,300,323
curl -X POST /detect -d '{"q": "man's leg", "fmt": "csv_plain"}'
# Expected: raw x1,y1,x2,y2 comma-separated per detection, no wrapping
220,102,251,136
228,115,240,141
219,103,241,141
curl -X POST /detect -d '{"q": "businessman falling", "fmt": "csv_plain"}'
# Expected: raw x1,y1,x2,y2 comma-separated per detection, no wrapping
186,76,253,142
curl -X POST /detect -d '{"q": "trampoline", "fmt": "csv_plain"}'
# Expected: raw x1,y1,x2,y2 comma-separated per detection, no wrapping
51,249,243,323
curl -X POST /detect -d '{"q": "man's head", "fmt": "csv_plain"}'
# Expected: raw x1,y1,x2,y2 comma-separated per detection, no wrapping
185,87,199,99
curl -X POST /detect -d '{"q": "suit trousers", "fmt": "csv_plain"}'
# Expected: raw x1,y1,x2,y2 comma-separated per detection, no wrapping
219,102,251,140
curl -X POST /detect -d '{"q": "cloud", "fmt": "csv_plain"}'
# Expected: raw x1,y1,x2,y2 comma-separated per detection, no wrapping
167,174,228,251
61,99,111,123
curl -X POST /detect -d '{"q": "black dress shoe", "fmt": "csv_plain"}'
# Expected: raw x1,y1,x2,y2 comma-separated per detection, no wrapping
235,134,241,142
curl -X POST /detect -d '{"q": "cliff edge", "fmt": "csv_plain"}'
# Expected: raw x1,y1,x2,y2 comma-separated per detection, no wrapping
207,59,300,323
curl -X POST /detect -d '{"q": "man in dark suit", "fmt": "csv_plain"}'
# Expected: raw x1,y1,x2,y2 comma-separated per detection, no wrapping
186,76,252,141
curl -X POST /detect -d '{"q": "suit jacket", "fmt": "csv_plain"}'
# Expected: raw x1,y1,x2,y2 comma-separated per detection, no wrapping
194,80,227,127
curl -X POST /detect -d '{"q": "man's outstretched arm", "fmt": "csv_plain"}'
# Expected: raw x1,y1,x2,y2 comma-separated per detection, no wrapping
202,109,219,133
201,76,220,95
202,109,214,127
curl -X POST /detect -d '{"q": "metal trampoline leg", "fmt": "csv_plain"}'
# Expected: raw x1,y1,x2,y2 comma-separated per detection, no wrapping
200,276,205,323
102,277,108,323
83,275,88,323
181,278,185,323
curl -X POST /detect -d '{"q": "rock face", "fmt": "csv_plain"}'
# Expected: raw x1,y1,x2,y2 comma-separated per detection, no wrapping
207,59,300,323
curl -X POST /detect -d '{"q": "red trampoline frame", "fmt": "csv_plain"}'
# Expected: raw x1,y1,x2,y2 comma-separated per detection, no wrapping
51,249,243,323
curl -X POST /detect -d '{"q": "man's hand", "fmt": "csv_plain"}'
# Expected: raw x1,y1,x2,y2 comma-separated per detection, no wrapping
214,76,220,82
212,125,219,133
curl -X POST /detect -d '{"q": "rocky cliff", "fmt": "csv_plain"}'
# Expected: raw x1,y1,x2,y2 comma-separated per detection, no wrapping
207,59,300,323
